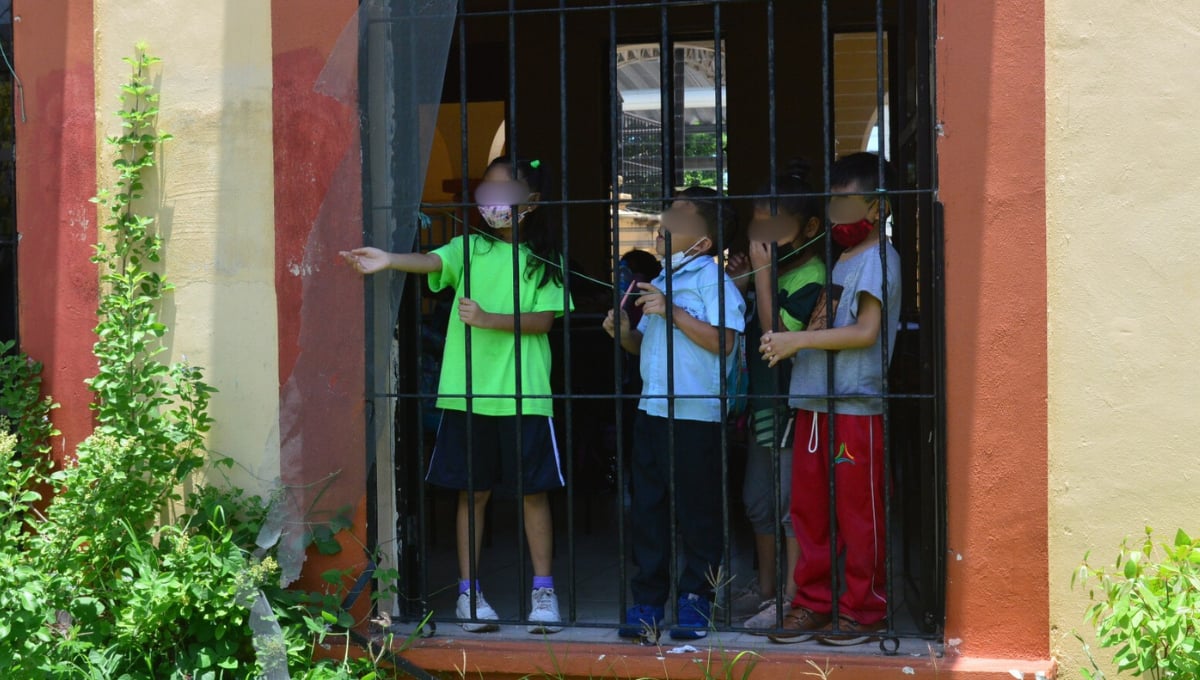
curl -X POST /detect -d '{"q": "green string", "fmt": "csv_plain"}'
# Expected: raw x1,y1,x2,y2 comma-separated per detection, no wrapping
420,208,825,298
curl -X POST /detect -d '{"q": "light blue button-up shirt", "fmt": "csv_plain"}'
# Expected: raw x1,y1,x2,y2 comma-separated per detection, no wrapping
636,255,746,423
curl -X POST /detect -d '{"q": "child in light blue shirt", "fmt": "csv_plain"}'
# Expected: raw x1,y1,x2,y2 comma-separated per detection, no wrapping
603,187,745,640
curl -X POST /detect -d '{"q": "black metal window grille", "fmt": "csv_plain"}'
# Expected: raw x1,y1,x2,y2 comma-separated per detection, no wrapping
364,0,943,654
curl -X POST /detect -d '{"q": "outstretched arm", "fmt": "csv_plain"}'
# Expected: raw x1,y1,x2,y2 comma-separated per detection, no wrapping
340,246,442,275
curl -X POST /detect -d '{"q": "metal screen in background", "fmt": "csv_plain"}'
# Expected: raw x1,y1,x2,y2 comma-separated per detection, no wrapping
365,0,943,654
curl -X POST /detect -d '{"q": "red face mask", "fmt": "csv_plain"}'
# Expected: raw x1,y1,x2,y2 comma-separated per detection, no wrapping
831,219,873,248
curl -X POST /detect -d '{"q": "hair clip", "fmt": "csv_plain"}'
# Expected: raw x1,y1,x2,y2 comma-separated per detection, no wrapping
530,159,541,169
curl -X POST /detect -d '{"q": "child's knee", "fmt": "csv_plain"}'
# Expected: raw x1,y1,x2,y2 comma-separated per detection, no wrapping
459,490,492,506
523,492,549,508
746,492,788,536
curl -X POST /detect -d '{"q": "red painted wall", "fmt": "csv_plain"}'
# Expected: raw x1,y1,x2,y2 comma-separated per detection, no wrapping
271,0,368,591
938,0,1050,664
13,0,97,464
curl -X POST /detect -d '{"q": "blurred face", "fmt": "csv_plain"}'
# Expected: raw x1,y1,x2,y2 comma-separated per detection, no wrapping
826,185,880,226
749,206,803,245
656,200,712,258
476,164,538,229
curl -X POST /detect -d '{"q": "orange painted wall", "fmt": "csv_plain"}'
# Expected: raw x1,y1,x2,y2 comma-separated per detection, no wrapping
937,0,1050,665
12,0,97,463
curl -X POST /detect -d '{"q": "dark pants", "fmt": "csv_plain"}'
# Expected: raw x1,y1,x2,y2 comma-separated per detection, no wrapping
630,413,723,607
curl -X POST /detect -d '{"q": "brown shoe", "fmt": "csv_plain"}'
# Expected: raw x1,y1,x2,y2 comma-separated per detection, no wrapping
766,607,832,644
817,616,887,646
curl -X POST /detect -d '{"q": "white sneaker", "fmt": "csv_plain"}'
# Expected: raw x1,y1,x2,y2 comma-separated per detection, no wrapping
743,600,780,633
526,587,563,634
456,591,500,632
729,584,766,618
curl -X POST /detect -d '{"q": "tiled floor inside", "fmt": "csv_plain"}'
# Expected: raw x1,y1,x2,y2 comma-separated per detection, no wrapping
394,487,942,658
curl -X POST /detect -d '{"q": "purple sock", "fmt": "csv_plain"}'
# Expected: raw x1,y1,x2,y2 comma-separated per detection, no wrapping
533,576,554,591
459,579,480,595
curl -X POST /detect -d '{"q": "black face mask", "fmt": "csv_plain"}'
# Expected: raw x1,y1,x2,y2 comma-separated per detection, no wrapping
774,239,801,263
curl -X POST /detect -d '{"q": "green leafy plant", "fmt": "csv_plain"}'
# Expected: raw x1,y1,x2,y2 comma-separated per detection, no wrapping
0,338,60,676
0,339,59,459
1076,527,1200,679
0,45,421,680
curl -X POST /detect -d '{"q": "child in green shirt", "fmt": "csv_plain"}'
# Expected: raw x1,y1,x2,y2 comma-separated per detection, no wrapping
726,160,826,631
342,157,573,635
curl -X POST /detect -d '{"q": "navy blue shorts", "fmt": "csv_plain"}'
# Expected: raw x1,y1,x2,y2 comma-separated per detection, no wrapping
426,411,565,496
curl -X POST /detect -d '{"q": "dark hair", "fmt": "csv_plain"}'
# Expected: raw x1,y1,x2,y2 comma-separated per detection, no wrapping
672,186,736,256
751,159,824,271
829,151,895,194
484,156,563,289
620,248,661,280
753,159,822,220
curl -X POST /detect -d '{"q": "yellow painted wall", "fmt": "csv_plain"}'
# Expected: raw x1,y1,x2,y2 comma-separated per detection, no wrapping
425,101,506,204
94,1,279,495
1047,2,1200,677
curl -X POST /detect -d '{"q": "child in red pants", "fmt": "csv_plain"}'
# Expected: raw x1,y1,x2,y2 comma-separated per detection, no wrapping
757,152,900,646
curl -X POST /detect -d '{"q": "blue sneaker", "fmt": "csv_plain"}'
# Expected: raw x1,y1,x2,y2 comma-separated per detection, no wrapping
670,593,711,640
618,604,665,639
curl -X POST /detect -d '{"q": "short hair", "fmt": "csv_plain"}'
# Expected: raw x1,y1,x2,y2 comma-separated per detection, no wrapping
672,186,737,255
829,152,895,194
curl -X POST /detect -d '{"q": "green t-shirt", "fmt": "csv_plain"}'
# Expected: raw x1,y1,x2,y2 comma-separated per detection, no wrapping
428,234,572,417
747,256,826,444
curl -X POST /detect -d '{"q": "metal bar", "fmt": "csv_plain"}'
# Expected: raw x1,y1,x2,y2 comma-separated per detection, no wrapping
929,0,947,634
765,0,786,629
559,0,577,627
712,2,732,627
932,200,948,631
450,0,755,20
394,186,938,211
875,0,897,647
819,0,841,632
414,235,429,623
370,391,939,401
416,612,946,638
766,0,777,188
660,3,680,620
377,187,939,211
388,0,432,623
457,0,479,623
400,0,426,626
608,4,628,625
507,0,528,624
769,241,786,628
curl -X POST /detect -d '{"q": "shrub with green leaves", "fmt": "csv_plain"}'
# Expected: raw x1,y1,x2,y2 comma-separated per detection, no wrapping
1077,527,1200,680
0,339,59,460
0,325,60,675
0,45,417,680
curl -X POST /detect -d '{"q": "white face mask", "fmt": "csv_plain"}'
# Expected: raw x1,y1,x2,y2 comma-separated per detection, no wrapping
664,238,708,270
478,204,531,230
